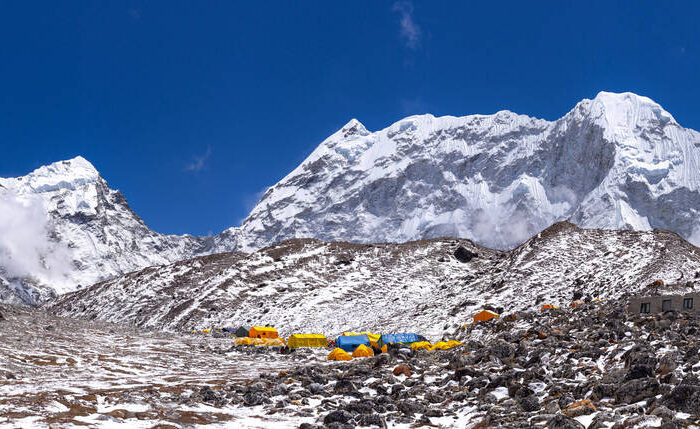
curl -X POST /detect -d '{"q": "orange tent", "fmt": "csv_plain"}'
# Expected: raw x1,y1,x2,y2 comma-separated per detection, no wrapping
571,300,584,308
352,344,375,358
473,310,500,323
327,348,352,361
249,326,278,339
540,304,559,311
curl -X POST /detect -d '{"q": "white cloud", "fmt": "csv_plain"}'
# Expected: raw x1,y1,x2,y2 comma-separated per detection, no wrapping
689,224,700,247
185,147,212,172
393,1,421,49
0,190,73,287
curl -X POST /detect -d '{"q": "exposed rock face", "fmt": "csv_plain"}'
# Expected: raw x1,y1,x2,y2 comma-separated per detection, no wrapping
47,223,700,333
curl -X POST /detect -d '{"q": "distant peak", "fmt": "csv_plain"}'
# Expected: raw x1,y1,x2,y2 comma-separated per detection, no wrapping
589,91,676,125
339,118,369,137
19,156,101,193
41,156,99,176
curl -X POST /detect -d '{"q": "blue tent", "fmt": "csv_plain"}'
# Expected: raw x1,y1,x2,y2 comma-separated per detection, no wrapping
379,333,427,348
336,334,370,352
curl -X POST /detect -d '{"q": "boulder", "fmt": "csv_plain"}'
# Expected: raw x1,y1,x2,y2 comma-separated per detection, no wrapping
392,365,411,377
454,246,478,263
614,377,660,404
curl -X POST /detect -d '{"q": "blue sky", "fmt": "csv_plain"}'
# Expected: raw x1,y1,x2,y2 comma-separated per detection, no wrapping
1,1,698,235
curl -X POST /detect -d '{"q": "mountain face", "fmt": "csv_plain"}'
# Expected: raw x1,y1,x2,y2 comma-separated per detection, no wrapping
230,91,700,251
47,222,700,334
3,91,700,305
0,157,227,305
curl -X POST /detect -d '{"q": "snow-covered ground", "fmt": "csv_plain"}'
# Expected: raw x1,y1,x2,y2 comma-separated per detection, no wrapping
0,304,307,428
48,222,700,336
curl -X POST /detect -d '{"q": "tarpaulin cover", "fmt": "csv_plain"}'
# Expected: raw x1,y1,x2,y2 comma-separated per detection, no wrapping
336,334,370,352
378,333,427,347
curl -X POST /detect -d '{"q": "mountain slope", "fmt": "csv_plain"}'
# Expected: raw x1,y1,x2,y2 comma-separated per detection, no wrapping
47,223,700,336
4,91,700,305
0,157,221,305
231,91,700,251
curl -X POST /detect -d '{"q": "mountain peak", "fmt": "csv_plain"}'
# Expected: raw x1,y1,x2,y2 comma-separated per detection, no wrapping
589,91,677,127
338,118,369,137
21,156,100,193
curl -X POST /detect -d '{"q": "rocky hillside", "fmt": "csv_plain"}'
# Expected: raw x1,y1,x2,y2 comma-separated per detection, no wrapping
47,222,700,335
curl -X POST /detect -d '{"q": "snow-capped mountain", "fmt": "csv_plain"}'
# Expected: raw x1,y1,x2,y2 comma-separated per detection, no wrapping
47,222,700,334
3,91,700,305
231,91,700,251
0,157,221,305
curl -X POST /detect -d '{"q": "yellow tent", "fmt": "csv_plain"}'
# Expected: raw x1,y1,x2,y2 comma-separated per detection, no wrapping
352,344,375,358
428,340,463,351
327,348,352,361
411,341,432,351
540,304,559,311
342,332,381,342
201,329,211,334
249,326,278,339
234,337,254,345
288,334,328,349
262,338,285,346
473,310,500,323
252,338,265,346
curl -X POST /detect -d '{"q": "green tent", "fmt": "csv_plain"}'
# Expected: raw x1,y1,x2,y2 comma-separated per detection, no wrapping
235,326,251,337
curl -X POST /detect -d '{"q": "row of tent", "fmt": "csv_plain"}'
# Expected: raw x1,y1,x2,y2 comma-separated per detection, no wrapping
207,327,463,358
327,338,463,361
221,326,280,339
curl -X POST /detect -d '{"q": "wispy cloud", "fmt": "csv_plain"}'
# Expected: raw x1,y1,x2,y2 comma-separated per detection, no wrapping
393,1,421,49
184,147,212,173
127,8,142,20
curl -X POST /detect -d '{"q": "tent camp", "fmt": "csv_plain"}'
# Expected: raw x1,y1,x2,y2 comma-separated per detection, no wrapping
234,326,251,337
378,333,427,348
473,310,499,323
352,344,374,358
288,334,328,349
336,334,370,352
249,327,278,339
327,348,352,361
